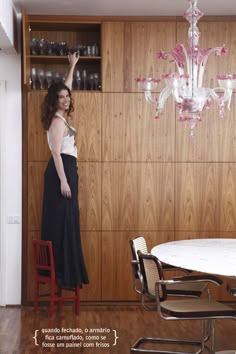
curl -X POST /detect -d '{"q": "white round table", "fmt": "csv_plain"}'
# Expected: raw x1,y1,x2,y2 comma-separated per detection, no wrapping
151,238,236,353
151,238,236,278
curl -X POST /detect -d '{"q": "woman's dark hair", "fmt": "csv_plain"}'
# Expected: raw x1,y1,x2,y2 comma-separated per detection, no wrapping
42,82,74,130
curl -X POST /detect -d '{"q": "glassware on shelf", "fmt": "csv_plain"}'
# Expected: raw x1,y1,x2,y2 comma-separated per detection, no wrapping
93,73,100,90
88,73,94,90
82,69,87,90
53,71,61,84
75,70,81,90
87,46,92,56
91,43,99,56
59,42,68,56
83,46,88,56
37,69,45,89
38,38,48,55
47,41,55,56
45,71,53,88
31,67,37,89
30,38,38,55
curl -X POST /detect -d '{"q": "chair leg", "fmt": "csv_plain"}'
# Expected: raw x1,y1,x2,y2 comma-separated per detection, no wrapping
131,320,211,354
75,286,80,315
210,319,216,353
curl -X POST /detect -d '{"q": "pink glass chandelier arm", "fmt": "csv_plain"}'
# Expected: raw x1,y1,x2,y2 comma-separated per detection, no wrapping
170,44,188,73
198,46,227,87
219,88,233,110
158,44,188,75
157,87,173,112
172,88,184,104
208,88,232,117
144,90,157,105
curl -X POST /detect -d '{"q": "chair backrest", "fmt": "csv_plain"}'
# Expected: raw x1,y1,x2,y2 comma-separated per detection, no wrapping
130,236,148,259
129,236,148,280
32,240,55,278
137,250,167,302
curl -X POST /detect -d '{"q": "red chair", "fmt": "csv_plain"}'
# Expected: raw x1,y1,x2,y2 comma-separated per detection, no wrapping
32,239,80,316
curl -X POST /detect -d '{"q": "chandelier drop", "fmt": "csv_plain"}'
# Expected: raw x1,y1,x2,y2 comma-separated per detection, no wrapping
136,0,236,136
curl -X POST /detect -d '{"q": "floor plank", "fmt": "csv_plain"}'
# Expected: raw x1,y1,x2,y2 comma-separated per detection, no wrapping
0,304,236,353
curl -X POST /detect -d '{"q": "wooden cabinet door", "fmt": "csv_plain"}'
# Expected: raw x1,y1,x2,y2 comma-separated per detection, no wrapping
102,22,126,92
102,21,177,93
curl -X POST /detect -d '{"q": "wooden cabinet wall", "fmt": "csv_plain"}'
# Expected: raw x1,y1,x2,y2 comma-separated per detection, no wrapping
23,16,236,304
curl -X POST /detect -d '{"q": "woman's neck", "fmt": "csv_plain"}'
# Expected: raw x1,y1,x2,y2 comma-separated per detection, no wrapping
56,110,66,117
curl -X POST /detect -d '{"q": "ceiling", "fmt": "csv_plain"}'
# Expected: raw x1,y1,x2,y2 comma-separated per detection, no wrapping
12,0,236,17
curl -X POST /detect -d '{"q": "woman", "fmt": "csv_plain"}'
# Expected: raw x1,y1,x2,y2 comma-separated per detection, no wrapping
41,52,89,289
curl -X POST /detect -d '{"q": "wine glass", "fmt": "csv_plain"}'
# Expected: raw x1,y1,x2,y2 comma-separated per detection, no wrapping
93,73,100,90
37,69,45,89
82,69,87,90
53,71,61,84
38,38,47,55
31,67,37,89
48,41,54,56
75,70,81,90
88,73,94,90
45,71,53,88
30,38,38,55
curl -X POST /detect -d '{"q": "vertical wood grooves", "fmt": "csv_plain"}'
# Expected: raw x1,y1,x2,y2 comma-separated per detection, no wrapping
24,16,236,304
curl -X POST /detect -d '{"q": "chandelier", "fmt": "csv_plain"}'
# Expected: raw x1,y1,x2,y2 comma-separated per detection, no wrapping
136,0,236,136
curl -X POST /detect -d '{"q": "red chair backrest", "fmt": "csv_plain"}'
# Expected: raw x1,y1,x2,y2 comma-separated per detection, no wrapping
32,240,55,278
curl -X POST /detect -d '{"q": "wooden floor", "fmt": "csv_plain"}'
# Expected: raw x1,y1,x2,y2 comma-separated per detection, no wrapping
1,303,236,354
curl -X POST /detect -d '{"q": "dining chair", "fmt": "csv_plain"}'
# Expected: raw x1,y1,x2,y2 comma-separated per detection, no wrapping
129,236,222,299
131,251,236,353
32,239,80,317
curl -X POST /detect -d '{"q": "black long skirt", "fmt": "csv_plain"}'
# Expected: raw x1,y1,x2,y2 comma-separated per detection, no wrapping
41,153,89,288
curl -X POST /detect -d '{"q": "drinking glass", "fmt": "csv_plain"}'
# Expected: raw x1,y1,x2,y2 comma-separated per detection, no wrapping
31,67,37,89
75,70,81,90
53,71,61,84
93,73,100,90
48,41,54,56
37,69,45,89
88,74,94,90
30,38,38,55
38,38,47,55
45,71,53,88
82,69,87,90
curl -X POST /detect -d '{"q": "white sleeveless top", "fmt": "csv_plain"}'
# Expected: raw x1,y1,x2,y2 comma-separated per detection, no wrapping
47,112,78,158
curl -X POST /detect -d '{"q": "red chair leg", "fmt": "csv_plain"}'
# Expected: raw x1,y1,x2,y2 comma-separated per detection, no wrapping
75,286,80,315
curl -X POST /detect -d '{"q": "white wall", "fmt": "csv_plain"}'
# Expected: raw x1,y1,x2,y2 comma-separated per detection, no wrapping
0,0,16,53
0,51,22,305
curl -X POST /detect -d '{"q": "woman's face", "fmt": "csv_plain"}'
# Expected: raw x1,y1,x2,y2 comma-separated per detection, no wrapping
56,89,71,112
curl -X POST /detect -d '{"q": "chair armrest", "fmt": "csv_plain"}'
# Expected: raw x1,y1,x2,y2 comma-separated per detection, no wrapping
173,274,223,286
158,274,223,287
162,263,192,274
131,260,139,265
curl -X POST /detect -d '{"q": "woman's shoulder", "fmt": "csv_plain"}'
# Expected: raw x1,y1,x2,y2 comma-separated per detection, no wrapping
51,115,65,124
50,116,66,131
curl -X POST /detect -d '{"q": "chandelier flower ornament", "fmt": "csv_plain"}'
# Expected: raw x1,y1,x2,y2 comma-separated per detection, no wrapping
136,0,236,136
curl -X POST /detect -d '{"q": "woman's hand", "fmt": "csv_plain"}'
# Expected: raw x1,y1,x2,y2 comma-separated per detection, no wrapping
60,180,71,198
68,52,80,67
64,52,80,89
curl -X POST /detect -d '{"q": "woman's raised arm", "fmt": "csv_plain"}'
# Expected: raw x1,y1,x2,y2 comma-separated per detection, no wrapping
64,52,80,90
